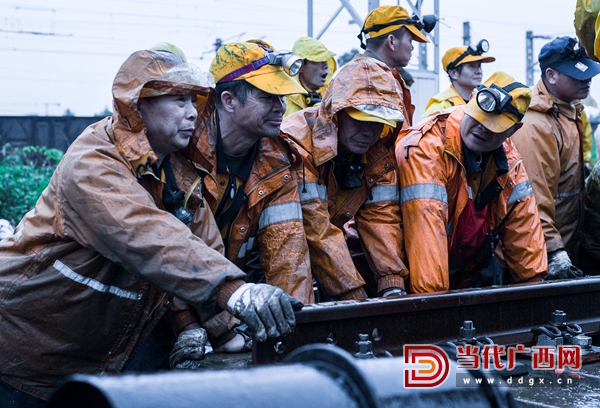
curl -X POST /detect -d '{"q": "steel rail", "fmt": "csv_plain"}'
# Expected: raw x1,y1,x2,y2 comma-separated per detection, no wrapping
254,277,600,364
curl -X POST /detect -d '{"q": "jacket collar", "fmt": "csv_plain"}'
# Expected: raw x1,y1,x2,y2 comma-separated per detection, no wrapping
530,79,581,120
444,107,508,175
198,111,290,180
462,144,508,178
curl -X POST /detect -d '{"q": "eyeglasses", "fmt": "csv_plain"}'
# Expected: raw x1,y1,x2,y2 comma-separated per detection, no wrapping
217,49,303,84
446,39,490,71
475,82,528,121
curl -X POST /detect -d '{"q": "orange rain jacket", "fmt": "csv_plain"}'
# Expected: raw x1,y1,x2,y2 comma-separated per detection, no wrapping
192,115,314,304
421,85,466,119
511,80,585,258
0,51,246,400
363,50,415,129
396,108,548,293
281,54,408,297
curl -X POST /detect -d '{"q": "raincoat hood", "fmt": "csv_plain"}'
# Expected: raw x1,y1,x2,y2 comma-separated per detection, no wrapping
110,50,216,172
286,54,404,166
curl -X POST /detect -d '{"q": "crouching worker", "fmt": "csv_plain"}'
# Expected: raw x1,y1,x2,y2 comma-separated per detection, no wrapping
396,72,548,293
281,54,409,300
0,49,302,406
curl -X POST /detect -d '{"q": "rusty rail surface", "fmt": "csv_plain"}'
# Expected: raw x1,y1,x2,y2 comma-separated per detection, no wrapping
254,277,600,364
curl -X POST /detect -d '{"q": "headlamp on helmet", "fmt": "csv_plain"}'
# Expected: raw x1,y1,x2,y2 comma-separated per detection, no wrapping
216,48,303,84
447,39,490,71
562,37,587,59
357,13,437,50
267,50,303,77
475,83,525,121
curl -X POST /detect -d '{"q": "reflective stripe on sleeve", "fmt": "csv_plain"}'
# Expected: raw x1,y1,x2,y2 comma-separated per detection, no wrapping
258,202,303,231
53,259,143,301
555,189,581,199
508,180,534,204
364,185,399,205
298,182,327,203
400,183,448,205
237,236,256,259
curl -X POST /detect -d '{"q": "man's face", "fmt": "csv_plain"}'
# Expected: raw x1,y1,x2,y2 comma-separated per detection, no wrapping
392,29,415,68
299,60,329,92
337,109,384,156
460,113,516,154
138,94,198,158
546,68,592,102
235,87,286,139
450,61,483,91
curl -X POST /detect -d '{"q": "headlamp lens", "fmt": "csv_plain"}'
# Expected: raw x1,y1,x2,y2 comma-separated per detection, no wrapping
477,39,490,54
287,58,303,76
267,51,303,77
476,89,499,113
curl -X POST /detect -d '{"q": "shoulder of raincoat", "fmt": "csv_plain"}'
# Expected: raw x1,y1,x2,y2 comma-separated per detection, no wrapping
511,79,585,257
284,92,309,117
0,50,245,400
193,112,314,304
396,108,547,293
281,55,408,296
575,0,600,61
581,110,594,163
362,51,415,128
422,85,465,119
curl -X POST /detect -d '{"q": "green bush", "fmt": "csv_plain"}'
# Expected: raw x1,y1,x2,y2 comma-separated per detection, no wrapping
0,144,63,226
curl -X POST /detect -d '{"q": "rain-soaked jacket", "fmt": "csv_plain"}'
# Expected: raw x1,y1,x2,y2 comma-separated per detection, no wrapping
421,85,466,119
396,108,547,293
511,80,585,258
0,50,246,400
363,50,415,129
281,54,408,296
193,115,314,304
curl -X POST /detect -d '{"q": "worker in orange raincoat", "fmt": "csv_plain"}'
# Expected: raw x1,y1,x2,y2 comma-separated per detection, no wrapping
0,49,302,404
184,42,315,353
396,71,547,293
281,54,408,300
357,5,435,128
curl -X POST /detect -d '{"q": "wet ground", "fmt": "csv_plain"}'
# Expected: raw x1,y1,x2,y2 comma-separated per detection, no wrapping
506,359,600,408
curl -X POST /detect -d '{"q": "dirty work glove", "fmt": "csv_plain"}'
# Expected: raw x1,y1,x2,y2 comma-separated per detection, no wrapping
227,283,304,342
169,328,208,370
544,250,584,280
380,287,407,298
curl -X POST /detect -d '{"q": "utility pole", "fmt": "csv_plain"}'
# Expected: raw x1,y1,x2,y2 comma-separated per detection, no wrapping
213,38,223,52
463,22,471,46
526,30,552,86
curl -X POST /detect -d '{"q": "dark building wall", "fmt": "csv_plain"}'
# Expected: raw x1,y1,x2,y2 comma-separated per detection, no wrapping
0,116,106,152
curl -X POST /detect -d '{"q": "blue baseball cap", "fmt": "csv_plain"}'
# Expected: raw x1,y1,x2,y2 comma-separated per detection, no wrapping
538,36,600,81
